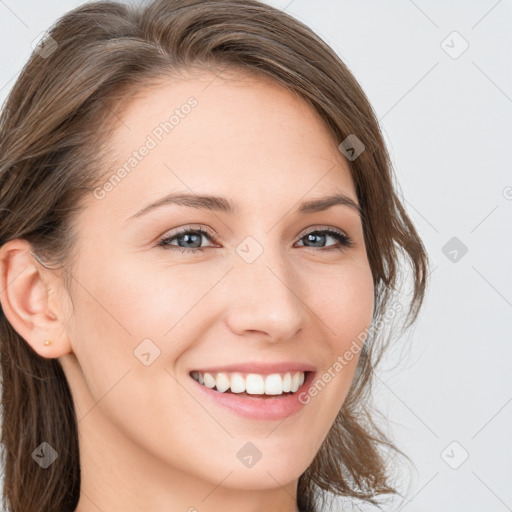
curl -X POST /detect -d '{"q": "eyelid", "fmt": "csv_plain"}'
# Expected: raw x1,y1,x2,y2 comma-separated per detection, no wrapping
296,224,349,239
161,224,217,241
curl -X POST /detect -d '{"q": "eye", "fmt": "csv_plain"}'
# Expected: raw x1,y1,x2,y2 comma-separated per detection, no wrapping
157,226,216,253
156,226,354,254
295,228,354,252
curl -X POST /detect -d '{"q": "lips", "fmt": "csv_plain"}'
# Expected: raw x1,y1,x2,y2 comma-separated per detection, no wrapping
190,365,316,422
189,365,316,421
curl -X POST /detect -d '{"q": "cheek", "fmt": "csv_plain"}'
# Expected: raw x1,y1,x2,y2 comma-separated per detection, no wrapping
310,257,375,350
301,258,374,416
72,249,206,336
66,252,226,390
330,260,374,378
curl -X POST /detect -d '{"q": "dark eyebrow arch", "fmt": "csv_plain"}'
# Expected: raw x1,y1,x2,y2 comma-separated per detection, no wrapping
297,194,361,216
124,193,236,225
124,192,361,225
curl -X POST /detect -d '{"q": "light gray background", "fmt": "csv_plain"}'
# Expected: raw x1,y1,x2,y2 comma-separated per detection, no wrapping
1,1,511,511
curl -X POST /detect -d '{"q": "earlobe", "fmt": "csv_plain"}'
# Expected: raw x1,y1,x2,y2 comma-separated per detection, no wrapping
0,239,72,358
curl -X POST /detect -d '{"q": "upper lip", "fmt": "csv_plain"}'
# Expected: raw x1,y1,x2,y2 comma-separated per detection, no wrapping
190,361,316,375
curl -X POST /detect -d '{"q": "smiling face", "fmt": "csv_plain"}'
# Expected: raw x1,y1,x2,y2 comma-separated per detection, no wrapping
59,68,375,504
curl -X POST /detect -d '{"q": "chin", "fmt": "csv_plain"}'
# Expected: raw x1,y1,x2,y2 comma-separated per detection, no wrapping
220,463,305,491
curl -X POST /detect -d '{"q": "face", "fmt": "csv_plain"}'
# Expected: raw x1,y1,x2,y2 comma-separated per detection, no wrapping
60,68,374,493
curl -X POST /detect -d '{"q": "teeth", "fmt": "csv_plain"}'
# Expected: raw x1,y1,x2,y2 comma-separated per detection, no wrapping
291,372,300,392
265,373,284,395
215,372,230,393
282,373,292,392
246,374,265,394
230,373,246,393
191,370,307,395
203,372,215,389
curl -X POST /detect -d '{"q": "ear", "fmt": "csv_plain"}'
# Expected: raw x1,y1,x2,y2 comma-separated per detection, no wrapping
0,238,73,358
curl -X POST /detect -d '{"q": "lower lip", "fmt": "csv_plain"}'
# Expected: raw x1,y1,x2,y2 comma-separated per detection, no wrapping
191,372,315,421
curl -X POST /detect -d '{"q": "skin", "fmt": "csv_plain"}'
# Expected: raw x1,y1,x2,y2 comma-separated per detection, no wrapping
0,68,374,512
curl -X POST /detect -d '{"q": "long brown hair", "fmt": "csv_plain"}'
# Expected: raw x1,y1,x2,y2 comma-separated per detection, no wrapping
0,1,428,511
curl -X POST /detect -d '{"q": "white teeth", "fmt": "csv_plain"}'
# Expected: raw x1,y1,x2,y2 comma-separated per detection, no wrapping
191,370,307,395
246,374,265,394
230,373,246,393
291,372,300,393
203,372,215,389
215,372,230,393
282,373,292,392
265,373,284,395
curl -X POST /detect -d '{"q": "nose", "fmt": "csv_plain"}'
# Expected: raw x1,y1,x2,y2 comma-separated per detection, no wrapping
223,247,309,343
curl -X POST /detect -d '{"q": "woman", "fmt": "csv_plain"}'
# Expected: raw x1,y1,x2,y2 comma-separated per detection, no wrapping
0,1,428,511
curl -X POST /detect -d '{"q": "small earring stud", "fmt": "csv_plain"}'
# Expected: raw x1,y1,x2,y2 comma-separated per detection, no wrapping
43,339,52,346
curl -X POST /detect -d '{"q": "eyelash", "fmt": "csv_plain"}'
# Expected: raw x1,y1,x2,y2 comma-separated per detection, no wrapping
156,225,354,254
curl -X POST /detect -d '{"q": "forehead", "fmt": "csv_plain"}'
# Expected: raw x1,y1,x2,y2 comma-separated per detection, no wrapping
90,68,356,218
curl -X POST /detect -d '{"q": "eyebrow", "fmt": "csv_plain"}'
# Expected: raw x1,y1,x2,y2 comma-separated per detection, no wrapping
124,192,361,224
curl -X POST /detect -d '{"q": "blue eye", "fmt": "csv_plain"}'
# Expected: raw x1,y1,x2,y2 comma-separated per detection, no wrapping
295,229,354,251
157,226,354,253
157,227,214,253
